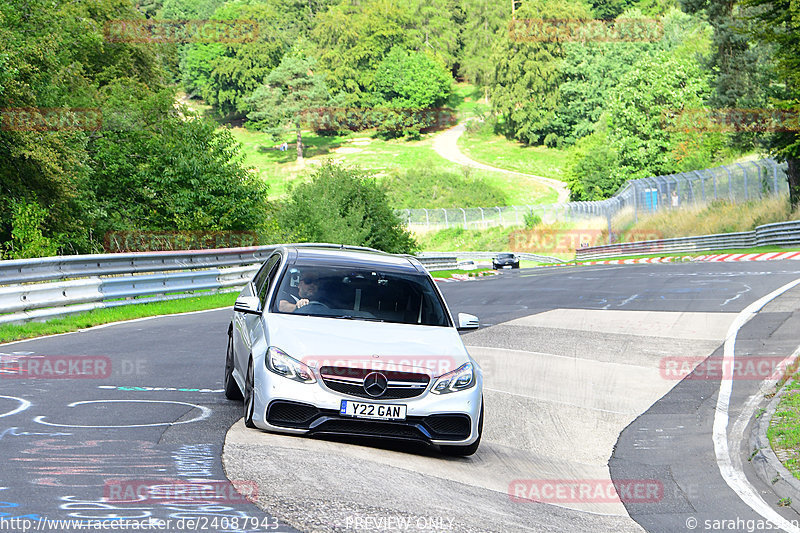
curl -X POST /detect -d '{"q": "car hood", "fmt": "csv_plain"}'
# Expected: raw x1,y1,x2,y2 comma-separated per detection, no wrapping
265,314,471,376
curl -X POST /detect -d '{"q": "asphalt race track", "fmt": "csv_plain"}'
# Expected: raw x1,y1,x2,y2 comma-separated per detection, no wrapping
3,261,800,532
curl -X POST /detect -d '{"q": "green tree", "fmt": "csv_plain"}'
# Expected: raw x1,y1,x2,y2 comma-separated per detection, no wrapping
311,0,417,103
181,0,290,117
408,0,464,73
0,0,165,253
372,47,453,109
87,81,271,236
607,51,712,181
277,161,417,253
490,0,592,146
564,125,620,201
245,56,331,162
736,0,800,207
459,0,508,99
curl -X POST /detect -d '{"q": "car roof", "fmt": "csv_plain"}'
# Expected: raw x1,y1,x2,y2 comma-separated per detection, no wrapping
281,245,421,273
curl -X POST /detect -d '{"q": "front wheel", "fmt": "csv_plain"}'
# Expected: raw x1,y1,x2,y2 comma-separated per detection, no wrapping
224,332,243,401
243,358,256,428
440,401,483,456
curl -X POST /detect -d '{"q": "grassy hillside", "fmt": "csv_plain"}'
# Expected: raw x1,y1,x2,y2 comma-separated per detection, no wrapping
220,83,564,207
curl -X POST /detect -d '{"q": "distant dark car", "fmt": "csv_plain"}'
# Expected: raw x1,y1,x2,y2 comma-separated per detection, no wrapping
493,253,519,269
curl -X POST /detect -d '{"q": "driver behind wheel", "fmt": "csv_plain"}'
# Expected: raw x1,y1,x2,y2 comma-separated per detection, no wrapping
278,269,323,313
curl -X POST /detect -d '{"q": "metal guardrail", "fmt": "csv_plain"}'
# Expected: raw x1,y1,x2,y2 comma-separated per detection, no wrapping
414,255,458,271
0,245,462,325
0,246,278,285
575,220,800,260
420,251,564,264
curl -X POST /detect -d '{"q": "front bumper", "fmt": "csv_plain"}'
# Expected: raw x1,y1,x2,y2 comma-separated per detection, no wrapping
250,358,483,446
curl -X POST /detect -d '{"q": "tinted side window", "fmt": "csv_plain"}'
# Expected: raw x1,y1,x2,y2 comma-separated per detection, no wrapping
253,255,279,301
258,258,282,306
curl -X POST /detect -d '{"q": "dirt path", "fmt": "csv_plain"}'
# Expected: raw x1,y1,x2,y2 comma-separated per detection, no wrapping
431,123,571,204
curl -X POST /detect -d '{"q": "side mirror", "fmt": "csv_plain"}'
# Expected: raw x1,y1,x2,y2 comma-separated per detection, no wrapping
457,313,479,331
234,296,261,315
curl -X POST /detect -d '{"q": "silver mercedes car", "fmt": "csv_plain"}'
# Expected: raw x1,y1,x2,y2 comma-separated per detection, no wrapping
224,245,483,455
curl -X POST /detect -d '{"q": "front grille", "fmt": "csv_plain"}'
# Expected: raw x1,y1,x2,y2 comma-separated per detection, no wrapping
310,418,428,441
423,414,471,440
266,400,319,428
319,366,429,400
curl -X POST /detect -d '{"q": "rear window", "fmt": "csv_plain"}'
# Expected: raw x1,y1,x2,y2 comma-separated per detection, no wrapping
271,264,451,327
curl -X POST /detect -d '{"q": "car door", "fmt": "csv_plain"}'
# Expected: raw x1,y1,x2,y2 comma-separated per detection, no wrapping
234,253,280,376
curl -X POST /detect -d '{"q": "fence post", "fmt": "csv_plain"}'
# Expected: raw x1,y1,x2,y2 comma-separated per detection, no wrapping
513,206,519,225
442,208,448,228
423,208,429,229
707,169,718,200
479,207,485,225
750,161,763,198
495,206,502,225
459,207,467,228
724,165,733,202
772,159,779,194
736,163,748,201
694,170,706,203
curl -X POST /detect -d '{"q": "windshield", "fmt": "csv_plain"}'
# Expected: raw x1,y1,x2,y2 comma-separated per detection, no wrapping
498,253,514,259
270,265,451,327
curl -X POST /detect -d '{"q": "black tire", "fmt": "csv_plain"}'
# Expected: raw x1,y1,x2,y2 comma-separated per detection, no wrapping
440,401,483,456
224,332,243,401
243,358,256,428
512,263,519,269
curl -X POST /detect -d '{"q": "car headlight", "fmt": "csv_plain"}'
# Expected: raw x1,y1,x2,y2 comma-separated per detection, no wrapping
266,347,316,383
431,362,475,394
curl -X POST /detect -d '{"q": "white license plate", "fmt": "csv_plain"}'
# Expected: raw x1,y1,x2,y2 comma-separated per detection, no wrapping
340,400,407,420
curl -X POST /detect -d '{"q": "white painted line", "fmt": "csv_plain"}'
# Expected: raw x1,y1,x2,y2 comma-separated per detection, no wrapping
0,395,31,418
713,276,800,533
34,399,212,428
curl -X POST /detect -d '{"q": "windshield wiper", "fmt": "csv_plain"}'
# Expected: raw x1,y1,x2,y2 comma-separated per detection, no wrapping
332,315,385,322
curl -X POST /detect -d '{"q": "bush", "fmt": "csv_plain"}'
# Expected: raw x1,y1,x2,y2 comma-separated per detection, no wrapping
2,200,59,259
524,211,542,229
